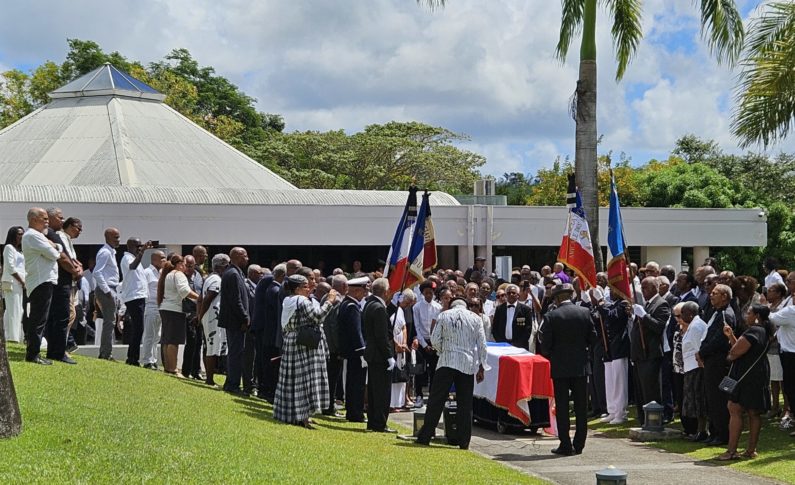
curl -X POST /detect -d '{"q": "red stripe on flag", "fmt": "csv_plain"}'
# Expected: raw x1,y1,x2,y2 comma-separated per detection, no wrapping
557,235,597,288
607,256,632,301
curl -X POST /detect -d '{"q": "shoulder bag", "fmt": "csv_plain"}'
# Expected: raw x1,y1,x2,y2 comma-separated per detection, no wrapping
718,338,769,397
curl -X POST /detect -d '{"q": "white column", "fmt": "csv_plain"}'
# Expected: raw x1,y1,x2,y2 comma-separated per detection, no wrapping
643,246,683,273
693,246,710,268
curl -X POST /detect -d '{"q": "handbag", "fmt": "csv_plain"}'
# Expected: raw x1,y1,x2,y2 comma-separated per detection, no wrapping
296,324,322,349
718,339,769,397
391,363,408,383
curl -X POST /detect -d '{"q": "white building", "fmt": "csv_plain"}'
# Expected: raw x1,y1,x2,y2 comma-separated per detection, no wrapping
0,65,766,272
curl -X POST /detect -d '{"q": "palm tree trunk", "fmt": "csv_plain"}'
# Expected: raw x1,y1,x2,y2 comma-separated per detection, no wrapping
575,0,603,271
0,326,22,438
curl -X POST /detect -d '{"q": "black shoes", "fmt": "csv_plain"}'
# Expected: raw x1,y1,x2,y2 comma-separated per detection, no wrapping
551,447,574,456
689,432,709,442
26,355,52,365
59,356,77,365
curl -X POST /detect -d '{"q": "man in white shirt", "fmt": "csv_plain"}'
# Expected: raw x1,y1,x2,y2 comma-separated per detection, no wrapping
22,207,62,365
770,302,795,437
141,251,166,370
416,297,487,450
764,257,785,290
411,280,441,407
94,227,121,360
120,237,153,366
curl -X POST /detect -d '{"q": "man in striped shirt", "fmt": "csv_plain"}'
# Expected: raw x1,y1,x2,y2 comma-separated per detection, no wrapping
416,297,488,450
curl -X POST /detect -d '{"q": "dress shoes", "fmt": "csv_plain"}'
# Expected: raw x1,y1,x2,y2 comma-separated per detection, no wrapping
689,432,709,442
66,344,78,353
59,356,77,365
551,447,574,456
599,414,614,423
368,427,398,433
696,433,713,443
609,418,627,425
415,438,430,446
706,437,727,446
26,355,52,365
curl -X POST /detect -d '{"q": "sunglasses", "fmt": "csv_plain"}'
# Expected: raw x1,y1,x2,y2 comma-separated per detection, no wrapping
497,294,506,298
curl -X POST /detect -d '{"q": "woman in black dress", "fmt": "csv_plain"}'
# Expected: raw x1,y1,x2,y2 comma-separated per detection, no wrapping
717,303,772,460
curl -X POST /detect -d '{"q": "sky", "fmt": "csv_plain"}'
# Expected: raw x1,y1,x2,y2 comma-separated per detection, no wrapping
0,0,785,178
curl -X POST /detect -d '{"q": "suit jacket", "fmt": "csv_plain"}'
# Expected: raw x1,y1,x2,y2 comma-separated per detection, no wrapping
338,295,365,359
362,295,394,366
594,299,630,361
492,301,534,350
699,306,736,363
630,294,670,362
663,292,680,350
218,264,249,330
250,275,272,334
539,301,598,379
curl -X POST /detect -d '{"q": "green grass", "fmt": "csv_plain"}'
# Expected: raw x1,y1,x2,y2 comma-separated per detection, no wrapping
589,407,795,483
0,344,543,484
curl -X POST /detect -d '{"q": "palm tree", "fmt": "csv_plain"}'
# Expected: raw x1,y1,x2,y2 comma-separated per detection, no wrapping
419,0,743,270
732,2,795,148
556,0,742,270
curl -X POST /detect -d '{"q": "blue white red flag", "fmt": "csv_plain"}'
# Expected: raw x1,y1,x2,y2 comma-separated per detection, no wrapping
607,173,632,301
557,174,597,288
384,187,419,292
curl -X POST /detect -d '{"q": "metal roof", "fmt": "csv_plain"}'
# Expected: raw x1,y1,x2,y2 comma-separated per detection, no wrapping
49,64,166,101
0,95,297,192
0,185,461,206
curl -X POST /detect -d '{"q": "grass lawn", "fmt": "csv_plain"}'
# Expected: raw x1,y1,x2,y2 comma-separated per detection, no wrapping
588,407,795,483
0,343,543,484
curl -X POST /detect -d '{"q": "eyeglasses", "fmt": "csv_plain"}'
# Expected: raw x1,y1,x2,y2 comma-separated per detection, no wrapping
496,294,506,299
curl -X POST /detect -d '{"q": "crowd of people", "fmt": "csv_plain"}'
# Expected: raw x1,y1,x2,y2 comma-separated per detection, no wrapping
2,206,793,459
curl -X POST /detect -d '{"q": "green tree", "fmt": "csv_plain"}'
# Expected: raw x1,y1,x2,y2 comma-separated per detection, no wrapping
638,159,736,208
733,2,795,148
496,172,535,205
0,70,33,127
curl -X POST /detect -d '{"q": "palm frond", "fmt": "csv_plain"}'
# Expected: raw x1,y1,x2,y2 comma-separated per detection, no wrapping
699,0,745,65
605,0,643,80
417,0,446,11
557,0,586,62
732,2,795,148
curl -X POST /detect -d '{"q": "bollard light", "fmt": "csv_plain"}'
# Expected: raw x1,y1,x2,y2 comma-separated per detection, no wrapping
595,466,627,485
642,401,664,432
413,407,426,437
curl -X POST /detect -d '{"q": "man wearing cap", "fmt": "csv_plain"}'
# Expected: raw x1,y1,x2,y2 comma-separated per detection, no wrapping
540,283,598,456
416,297,488,449
464,256,488,283
492,284,535,350
339,276,369,422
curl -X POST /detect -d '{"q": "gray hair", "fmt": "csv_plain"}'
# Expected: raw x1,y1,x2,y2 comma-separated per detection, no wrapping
331,274,348,291
371,277,390,297
26,207,45,222
505,284,519,293
641,276,660,290
247,264,263,279
401,288,417,302
273,263,286,279
46,207,62,216
713,283,733,299
681,301,700,318
211,253,230,269
658,276,670,286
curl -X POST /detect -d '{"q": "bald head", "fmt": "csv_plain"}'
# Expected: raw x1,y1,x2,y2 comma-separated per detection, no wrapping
150,250,166,270
104,228,121,248
229,247,249,268
192,245,208,266
286,259,302,276
26,207,48,232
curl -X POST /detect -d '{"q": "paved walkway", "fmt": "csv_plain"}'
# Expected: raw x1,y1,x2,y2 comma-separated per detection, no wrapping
390,411,784,485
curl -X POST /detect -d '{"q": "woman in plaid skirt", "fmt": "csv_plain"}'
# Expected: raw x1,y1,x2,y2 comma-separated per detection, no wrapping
274,274,338,428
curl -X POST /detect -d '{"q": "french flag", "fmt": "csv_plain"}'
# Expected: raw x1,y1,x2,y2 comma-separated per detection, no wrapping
556,174,597,289
384,187,419,293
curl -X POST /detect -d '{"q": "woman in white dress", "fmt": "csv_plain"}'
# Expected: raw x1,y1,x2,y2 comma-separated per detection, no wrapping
2,226,26,343
198,254,230,387
390,289,415,410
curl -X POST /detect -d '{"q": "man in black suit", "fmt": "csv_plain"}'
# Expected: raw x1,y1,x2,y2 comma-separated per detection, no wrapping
219,247,250,395
362,277,396,432
625,276,671,425
539,283,598,456
696,283,736,446
339,276,369,422
492,284,535,350
251,264,285,402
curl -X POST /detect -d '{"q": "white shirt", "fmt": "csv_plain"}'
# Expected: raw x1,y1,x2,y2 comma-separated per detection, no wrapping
432,306,489,375
682,316,708,372
57,230,76,259
765,270,785,289
483,299,495,318
94,243,119,294
770,305,795,353
159,271,191,313
120,252,148,302
21,227,60,292
412,298,441,348
144,266,161,311
83,269,96,292
201,273,222,326
505,302,517,340
2,244,25,287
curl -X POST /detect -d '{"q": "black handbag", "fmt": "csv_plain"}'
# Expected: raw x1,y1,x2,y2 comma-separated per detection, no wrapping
296,324,322,349
719,340,769,397
391,363,409,383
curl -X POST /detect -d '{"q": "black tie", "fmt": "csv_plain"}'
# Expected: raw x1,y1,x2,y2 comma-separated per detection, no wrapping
507,304,515,308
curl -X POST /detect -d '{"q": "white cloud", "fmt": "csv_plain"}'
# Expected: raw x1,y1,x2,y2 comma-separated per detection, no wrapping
0,0,788,175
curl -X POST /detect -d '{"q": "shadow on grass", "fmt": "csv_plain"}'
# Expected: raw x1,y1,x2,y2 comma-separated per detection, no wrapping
491,452,569,462
5,344,26,362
